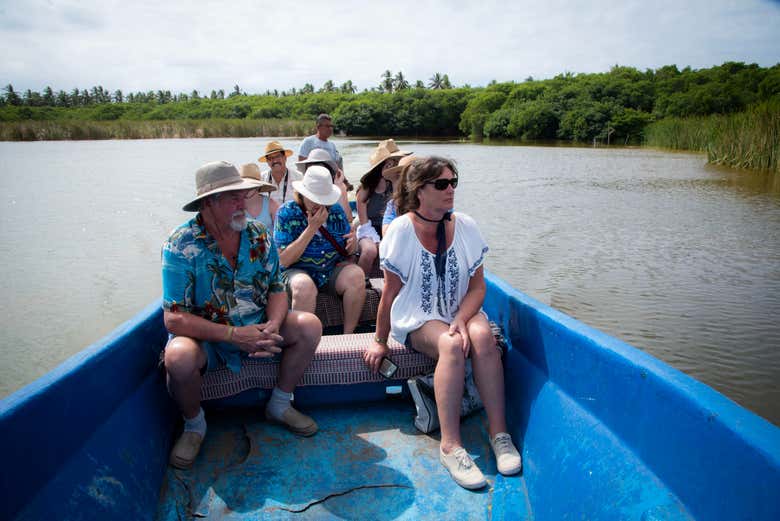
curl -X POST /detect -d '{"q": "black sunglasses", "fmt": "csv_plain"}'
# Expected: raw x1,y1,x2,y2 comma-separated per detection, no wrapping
426,178,458,190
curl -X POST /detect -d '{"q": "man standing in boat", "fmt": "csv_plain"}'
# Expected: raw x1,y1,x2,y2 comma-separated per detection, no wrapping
297,113,343,169
161,161,323,469
258,141,302,207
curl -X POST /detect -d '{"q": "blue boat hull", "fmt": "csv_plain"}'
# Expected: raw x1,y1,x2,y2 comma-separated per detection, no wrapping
1,271,779,520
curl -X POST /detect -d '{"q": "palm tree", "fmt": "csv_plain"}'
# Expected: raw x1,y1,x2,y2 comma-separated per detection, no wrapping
441,74,452,89
428,72,444,89
339,80,356,94
320,80,335,93
3,84,21,105
380,70,394,93
393,71,409,91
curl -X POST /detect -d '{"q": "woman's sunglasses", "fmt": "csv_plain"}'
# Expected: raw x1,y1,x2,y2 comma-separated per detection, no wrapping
426,178,458,190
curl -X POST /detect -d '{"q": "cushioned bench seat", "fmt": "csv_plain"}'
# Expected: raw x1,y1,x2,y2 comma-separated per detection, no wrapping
198,270,505,402
201,332,434,401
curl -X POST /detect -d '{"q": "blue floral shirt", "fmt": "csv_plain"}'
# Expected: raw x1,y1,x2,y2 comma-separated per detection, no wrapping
161,213,285,329
274,200,350,288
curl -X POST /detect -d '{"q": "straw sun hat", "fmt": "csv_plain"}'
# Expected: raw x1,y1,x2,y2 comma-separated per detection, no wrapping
292,165,342,206
182,161,273,212
384,154,421,177
360,139,412,185
258,141,294,162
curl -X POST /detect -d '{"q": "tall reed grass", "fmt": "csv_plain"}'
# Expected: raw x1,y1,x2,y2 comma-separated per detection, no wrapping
644,101,780,174
0,118,312,141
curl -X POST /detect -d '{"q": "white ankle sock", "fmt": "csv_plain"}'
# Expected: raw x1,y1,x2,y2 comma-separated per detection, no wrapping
183,407,206,437
266,387,292,419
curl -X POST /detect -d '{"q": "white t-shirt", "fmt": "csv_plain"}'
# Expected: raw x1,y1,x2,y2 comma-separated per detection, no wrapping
261,167,302,206
380,212,489,344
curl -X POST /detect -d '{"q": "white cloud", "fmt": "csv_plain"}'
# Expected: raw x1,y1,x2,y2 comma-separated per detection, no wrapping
1,0,778,93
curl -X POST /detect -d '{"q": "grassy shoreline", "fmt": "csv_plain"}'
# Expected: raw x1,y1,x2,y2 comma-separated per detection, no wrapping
2,108,778,176
0,118,312,141
643,101,779,174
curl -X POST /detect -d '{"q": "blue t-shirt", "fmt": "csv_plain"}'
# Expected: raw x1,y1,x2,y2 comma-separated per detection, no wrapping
298,135,342,167
246,195,273,231
274,201,350,288
382,200,397,226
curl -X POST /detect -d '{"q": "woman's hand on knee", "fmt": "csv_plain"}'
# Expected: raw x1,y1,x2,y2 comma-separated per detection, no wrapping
448,315,471,358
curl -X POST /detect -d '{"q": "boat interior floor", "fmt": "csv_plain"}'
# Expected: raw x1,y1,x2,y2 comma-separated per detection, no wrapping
156,399,531,520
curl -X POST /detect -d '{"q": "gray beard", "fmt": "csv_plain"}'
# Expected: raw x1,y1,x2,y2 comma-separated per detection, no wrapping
230,211,246,231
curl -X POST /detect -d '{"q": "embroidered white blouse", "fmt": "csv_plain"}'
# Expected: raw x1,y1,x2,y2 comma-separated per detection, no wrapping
380,212,489,344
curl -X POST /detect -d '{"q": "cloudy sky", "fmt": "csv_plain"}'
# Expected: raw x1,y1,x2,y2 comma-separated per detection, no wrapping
1,0,779,95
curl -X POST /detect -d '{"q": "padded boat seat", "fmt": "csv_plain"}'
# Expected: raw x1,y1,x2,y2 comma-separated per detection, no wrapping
315,277,383,328
199,322,506,402
200,332,433,401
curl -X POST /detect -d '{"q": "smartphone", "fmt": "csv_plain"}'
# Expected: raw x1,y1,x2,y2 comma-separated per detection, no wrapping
379,357,399,379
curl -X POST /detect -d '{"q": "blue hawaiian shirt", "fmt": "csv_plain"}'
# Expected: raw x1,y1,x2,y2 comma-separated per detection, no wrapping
161,214,285,371
274,201,350,289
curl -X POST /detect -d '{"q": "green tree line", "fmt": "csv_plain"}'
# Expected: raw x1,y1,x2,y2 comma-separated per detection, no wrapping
1,62,778,144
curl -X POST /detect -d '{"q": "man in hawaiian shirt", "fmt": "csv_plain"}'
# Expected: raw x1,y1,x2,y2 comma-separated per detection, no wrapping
161,161,322,469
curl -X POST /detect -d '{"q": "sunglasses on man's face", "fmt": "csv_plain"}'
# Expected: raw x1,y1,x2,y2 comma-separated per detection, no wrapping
426,178,458,190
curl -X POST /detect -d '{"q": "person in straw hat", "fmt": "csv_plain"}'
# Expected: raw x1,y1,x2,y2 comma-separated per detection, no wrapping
295,148,354,222
380,154,422,236
240,163,279,231
161,161,323,470
274,166,366,334
355,139,412,275
258,140,302,207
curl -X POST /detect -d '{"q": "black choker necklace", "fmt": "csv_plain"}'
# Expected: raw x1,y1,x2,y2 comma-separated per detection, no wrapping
414,210,451,223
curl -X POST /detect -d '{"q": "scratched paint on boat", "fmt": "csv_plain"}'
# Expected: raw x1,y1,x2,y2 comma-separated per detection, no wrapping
156,402,533,520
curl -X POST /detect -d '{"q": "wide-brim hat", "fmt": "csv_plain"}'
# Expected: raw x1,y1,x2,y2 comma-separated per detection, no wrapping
291,165,342,206
360,138,412,184
384,154,421,177
258,140,294,162
182,161,265,212
295,148,339,174
239,163,276,193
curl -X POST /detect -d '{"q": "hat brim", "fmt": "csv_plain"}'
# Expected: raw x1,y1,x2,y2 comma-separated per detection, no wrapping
182,178,266,212
291,180,342,207
360,151,412,185
259,149,293,162
295,157,339,173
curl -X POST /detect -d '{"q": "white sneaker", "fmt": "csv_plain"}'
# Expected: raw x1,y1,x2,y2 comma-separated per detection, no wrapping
439,446,487,489
490,432,522,475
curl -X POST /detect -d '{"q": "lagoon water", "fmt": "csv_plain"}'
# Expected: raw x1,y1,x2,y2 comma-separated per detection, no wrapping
1,137,779,425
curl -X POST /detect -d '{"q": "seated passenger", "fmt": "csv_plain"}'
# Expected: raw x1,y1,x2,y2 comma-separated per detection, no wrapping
240,163,278,230
162,161,322,470
381,154,421,235
274,166,366,333
258,141,302,208
355,139,412,275
364,157,522,490
296,148,354,222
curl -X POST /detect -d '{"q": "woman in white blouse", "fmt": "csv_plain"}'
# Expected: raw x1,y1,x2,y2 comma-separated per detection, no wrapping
364,156,522,490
